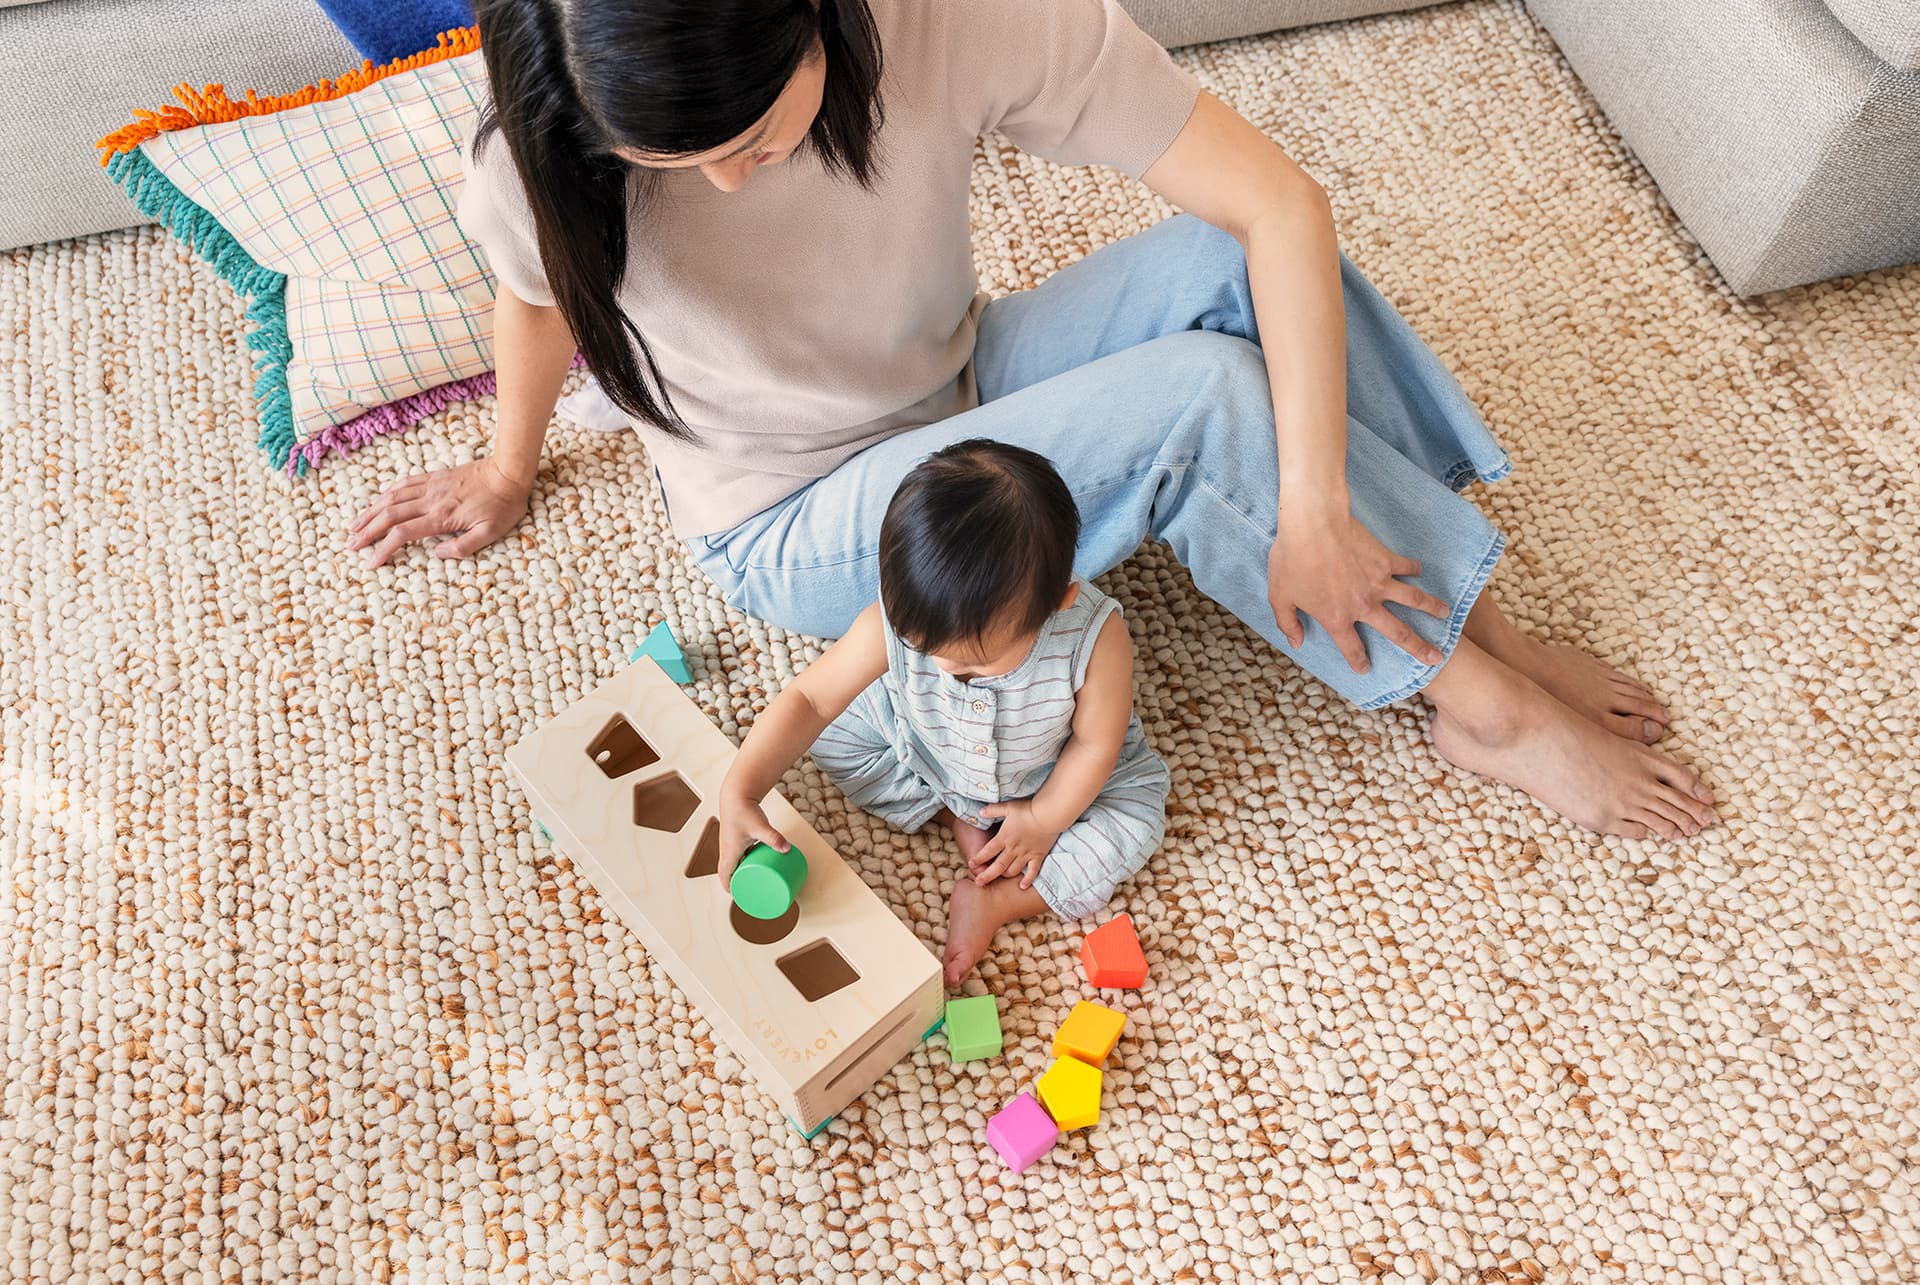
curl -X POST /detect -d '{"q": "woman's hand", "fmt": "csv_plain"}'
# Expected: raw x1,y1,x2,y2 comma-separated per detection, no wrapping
346,457,533,566
1268,503,1450,674
717,786,790,887
969,799,1060,890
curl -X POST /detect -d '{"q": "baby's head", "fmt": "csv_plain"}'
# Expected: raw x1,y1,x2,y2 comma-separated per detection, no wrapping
879,439,1081,678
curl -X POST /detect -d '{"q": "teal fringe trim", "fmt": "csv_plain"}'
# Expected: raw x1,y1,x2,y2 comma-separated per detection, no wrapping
103,147,303,472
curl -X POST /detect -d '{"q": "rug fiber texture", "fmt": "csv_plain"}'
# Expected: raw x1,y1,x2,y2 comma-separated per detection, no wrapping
2,2,1916,1281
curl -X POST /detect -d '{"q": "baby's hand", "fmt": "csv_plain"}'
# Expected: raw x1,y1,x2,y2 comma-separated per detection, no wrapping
971,799,1060,890
717,787,790,886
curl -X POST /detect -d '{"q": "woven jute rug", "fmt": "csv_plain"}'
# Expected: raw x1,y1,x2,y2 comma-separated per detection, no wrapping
3,1,1915,1280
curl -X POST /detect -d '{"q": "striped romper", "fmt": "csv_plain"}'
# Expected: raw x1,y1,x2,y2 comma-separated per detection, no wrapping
810,579,1171,920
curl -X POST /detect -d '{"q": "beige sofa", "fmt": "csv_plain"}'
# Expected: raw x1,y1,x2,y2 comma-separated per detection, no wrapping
1525,0,1920,294
0,0,1442,254
9,0,1912,294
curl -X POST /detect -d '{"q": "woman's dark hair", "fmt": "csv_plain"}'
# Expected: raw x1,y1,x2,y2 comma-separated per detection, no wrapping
880,440,1082,653
469,0,885,437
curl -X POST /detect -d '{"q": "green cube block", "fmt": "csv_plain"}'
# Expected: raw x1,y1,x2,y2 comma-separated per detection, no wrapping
945,995,1002,1063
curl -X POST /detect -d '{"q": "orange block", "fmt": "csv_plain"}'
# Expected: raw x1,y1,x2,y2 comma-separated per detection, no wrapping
1052,1000,1126,1066
1080,914,1146,989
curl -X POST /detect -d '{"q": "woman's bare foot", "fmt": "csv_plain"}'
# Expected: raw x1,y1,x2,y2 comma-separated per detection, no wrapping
1424,639,1715,840
1502,634,1670,744
934,808,995,866
944,877,1049,986
1465,599,1670,743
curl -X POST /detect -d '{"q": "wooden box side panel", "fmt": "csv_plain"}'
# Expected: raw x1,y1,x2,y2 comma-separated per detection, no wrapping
792,971,945,1131
506,660,942,1123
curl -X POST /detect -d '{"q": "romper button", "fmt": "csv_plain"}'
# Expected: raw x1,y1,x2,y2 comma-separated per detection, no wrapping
974,745,986,754
970,700,985,712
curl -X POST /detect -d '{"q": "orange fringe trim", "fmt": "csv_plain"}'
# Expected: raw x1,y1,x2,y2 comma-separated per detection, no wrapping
96,25,482,164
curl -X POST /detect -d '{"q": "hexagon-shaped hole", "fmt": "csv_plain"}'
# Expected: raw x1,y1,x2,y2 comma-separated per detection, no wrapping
587,715,659,780
632,773,700,833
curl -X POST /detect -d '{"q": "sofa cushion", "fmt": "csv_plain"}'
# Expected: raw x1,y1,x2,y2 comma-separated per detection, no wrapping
316,0,474,65
96,31,507,474
1121,0,1449,48
1527,0,1920,292
1822,0,1920,69
2,0,364,251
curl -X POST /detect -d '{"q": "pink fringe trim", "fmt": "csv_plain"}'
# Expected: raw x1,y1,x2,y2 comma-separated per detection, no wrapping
286,354,588,475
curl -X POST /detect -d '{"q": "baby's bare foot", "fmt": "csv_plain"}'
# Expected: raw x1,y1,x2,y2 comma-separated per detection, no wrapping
1431,677,1714,840
943,879,1001,986
934,807,995,866
943,877,1048,986
1499,633,1671,744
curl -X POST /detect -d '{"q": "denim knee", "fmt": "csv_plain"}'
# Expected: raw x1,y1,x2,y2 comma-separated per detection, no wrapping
1151,330,1279,515
1154,212,1248,277
1144,214,1259,341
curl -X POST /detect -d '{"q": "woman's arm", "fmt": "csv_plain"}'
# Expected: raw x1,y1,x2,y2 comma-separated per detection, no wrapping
1140,93,1449,674
346,283,572,565
716,603,891,880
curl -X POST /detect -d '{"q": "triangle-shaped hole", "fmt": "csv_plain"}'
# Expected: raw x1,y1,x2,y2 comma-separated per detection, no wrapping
686,818,721,879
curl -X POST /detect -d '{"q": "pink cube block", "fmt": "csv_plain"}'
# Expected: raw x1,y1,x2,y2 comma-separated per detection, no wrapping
987,1092,1059,1173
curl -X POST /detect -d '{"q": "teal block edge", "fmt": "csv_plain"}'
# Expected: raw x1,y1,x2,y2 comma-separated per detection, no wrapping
104,147,302,473
789,1114,835,1140
629,621,692,683
785,1017,946,1139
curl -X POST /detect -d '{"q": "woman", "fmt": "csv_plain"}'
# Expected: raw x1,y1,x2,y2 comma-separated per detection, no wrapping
349,0,1714,848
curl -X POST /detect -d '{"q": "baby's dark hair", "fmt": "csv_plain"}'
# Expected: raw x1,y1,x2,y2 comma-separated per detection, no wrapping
879,439,1080,652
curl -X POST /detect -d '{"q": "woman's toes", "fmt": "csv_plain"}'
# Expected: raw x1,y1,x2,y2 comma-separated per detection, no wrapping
1620,676,1661,705
1605,712,1663,744
1646,794,1703,837
1655,765,1715,819
1649,778,1713,833
1633,809,1683,842
1610,687,1670,722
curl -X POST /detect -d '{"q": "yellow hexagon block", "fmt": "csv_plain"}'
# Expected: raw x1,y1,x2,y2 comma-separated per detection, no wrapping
1051,1000,1126,1066
1036,1057,1102,1131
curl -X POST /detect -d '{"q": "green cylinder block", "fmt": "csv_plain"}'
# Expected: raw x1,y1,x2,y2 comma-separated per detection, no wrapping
730,842,808,919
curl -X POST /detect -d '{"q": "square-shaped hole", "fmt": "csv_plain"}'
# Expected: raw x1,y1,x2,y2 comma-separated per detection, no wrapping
778,941,860,1002
632,773,700,833
587,715,660,780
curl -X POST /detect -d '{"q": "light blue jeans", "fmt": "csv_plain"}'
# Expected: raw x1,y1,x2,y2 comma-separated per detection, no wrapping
688,215,1511,709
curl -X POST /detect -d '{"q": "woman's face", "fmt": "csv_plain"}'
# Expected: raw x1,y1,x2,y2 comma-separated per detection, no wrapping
612,47,827,193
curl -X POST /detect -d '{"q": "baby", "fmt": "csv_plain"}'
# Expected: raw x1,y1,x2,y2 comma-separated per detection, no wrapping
718,439,1170,984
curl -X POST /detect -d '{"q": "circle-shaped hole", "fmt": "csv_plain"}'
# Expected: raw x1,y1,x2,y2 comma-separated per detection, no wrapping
731,899,799,945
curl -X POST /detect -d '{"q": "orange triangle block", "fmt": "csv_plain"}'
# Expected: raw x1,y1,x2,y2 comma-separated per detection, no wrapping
1080,914,1146,989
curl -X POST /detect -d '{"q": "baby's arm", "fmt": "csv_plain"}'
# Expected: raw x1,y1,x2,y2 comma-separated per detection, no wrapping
974,614,1138,885
1030,613,1137,831
716,603,890,882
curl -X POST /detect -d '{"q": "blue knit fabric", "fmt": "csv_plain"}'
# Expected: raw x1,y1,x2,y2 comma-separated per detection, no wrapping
314,0,473,65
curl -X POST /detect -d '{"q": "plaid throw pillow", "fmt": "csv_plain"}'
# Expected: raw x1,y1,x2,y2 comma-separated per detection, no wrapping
98,29,516,474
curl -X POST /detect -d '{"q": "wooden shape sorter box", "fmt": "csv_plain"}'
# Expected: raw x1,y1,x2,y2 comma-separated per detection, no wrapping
506,657,944,1136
